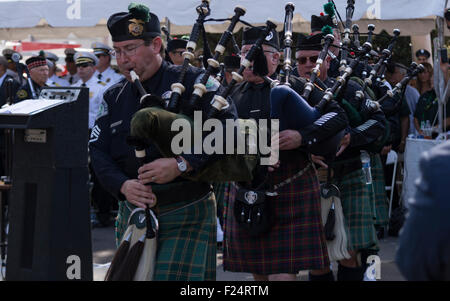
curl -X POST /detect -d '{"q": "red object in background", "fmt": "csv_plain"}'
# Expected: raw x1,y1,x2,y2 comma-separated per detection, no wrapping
13,42,81,52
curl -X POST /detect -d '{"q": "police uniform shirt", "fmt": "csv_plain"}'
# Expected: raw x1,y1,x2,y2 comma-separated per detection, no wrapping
72,75,106,129
5,69,20,83
95,66,124,87
61,73,80,85
15,79,46,102
46,74,70,87
89,60,234,200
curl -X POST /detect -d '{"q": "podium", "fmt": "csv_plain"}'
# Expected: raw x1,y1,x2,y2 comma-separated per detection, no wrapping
0,87,92,280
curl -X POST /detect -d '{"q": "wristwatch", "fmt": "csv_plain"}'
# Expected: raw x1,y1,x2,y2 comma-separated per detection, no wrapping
175,156,187,173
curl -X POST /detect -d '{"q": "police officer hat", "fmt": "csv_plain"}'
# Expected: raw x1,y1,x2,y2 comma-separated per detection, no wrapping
311,14,336,33
242,26,280,51
416,49,430,59
26,55,47,70
296,33,324,51
92,42,112,56
39,50,58,62
224,55,240,70
167,36,189,52
74,52,98,66
107,3,161,42
2,48,22,63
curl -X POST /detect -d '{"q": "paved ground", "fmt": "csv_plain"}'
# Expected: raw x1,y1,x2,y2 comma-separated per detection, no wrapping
92,225,405,281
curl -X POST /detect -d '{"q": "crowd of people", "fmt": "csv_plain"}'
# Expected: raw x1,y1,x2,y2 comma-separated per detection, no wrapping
0,2,449,281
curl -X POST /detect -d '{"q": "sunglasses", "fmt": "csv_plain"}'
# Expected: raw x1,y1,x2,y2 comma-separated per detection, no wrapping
297,56,319,65
76,63,93,68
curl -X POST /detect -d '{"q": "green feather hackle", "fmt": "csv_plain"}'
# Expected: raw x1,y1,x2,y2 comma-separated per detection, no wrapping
39,50,45,57
322,25,333,35
324,2,335,17
128,2,150,22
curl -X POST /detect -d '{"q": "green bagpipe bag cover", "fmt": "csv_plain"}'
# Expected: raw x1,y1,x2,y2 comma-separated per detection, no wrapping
130,107,259,182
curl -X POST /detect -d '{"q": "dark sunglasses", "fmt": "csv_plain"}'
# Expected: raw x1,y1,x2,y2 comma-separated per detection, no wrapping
297,56,319,65
76,63,92,68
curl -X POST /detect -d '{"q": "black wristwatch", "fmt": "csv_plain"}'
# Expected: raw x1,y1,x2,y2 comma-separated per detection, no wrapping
175,156,187,173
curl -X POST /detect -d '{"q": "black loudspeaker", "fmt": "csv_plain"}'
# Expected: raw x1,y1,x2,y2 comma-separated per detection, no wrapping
0,87,92,280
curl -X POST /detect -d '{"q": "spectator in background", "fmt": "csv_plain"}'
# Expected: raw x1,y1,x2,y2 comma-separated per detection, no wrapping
222,54,240,86
61,48,80,85
415,49,431,65
413,62,450,135
15,55,49,102
383,62,411,153
42,51,70,87
2,49,22,83
92,42,124,86
396,140,450,281
166,36,188,66
71,52,105,130
0,55,20,107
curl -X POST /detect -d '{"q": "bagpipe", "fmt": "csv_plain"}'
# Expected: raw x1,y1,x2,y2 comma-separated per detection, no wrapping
263,4,347,158
128,3,274,183
166,0,211,113
279,2,295,85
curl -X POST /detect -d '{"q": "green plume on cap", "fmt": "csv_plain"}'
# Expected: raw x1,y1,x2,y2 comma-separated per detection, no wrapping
181,35,190,40
39,50,46,57
324,2,335,17
128,2,150,22
322,25,333,35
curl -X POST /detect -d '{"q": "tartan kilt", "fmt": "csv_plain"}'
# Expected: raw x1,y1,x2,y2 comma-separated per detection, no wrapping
371,154,390,227
222,161,330,275
114,192,217,281
337,169,378,251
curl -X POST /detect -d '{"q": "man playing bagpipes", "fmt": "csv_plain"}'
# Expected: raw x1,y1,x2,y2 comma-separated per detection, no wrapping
296,28,389,280
89,2,238,281
221,24,349,281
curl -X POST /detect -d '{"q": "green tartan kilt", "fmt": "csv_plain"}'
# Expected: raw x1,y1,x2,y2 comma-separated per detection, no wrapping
371,154,390,227
114,193,217,281
337,169,379,252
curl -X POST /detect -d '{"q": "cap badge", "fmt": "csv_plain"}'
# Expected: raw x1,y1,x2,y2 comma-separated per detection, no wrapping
128,18,145,37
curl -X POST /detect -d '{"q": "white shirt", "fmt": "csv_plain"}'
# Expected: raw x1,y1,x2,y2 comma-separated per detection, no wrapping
95,66,123,87
46,74,70,87
62,73,80,85
72,75,106,129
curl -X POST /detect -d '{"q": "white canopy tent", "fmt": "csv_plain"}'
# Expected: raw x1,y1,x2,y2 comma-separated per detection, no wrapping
0,0,447,36
0,0,448,63
0,0,446,27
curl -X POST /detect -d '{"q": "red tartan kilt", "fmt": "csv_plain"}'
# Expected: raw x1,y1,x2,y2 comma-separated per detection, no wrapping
223,160,330,275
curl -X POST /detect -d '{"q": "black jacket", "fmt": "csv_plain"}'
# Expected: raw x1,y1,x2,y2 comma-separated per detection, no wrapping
89,61,237,200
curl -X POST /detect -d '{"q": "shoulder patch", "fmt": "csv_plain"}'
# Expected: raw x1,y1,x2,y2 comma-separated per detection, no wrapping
89,125,101,144
96,99,109,120
17,89,28,99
